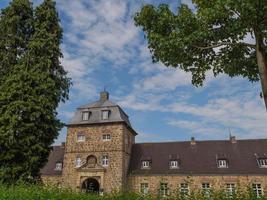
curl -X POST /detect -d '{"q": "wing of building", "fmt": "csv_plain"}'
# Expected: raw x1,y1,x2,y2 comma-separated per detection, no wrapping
41,91,267,196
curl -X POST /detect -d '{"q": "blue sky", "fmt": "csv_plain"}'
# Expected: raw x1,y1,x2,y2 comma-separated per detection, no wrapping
1,0,266,144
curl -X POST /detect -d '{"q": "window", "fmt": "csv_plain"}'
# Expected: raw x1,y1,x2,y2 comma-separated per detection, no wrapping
252,184,263,197
141,161,150,169
82,111,90,121
170,160,178,169
218,159,228,168
55,162,62,171
140,183,149,195
258,158,267,168
75,157,82,168
226,183,236,197
77,134,85,142
102,155,109,167
159,183,169,197
202,183,211,197
102,110,110,120
102,134,111,141
180,183,190,196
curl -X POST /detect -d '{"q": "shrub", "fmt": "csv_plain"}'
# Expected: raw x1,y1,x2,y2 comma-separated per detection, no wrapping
0,184,266,200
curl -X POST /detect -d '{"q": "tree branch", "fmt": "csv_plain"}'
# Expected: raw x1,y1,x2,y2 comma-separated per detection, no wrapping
193,42,256,50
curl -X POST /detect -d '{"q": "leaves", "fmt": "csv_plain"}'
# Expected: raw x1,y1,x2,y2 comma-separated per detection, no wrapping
134,0,267,86
0,0,70,184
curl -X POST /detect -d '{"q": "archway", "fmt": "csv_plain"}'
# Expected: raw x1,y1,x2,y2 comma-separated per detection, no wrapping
81,178,100,193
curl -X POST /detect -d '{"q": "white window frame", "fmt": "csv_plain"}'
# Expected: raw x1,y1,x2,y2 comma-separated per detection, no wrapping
101,110,110,120
55,162,62,171
102,155,109,167
180,183,190,196
170,160,178,169
218,159,228,168
159,183,169,197
252,183,263,198
141,161,150,169
226,183,236,197
102,134,111,141
75,157,82,168
82,111,90,121
202,183,211,197
258,158,267,168
140,183,149,195
77,134,85,142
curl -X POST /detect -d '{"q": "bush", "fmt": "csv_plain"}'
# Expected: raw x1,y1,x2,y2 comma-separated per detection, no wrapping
0,184,266,200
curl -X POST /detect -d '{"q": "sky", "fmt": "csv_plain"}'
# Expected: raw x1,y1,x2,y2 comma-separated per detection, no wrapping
0,0,266,144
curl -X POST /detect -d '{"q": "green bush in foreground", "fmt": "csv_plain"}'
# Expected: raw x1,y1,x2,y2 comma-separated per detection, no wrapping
0,184,266,200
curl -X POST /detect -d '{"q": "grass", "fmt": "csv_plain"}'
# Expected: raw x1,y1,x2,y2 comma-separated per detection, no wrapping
0,184,266,200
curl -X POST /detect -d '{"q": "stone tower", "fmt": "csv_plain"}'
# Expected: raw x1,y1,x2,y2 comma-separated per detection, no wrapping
62,91,137,193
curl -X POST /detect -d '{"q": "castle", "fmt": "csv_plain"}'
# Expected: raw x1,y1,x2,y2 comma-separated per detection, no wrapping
41,91,267,197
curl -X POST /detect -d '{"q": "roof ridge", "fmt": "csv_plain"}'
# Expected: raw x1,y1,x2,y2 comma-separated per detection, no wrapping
135,138,267,145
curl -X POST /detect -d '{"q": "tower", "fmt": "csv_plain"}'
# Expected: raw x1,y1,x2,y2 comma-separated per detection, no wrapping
62,91,137,193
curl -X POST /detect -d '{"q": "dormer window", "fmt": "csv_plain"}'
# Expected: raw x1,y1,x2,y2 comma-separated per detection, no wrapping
82,111,91,121
102,110,110,120
141,161,150,169
258,158,267,168
169,160,179,169
77,134,85,142
55,162,62,171
218,159,228,168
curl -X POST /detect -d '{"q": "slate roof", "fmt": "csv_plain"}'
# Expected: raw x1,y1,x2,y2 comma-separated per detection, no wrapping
41,138,267,176
40,146,65,176
129,139,267,175
68,91,132,127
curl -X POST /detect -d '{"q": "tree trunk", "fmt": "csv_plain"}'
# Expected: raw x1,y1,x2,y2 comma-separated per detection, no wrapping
255,34,267,110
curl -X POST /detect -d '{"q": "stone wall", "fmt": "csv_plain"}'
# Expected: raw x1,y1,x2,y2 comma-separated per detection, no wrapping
128,174,267,196
62,122,135,193
42,175,63,187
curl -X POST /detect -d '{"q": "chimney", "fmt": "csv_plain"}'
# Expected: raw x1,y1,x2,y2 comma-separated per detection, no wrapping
230,135,237,144
100,91,109,101
190,137,196,145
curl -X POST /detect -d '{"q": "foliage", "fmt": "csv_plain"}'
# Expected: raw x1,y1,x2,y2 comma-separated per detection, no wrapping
0,0,71,184
134,0,267,109
0,184,266,200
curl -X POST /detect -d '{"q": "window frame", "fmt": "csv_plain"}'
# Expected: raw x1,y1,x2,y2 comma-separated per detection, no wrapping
82,111,91,121
180,183,190,196
140,183,149,195
101,110,110,120
218,159,228,168
77,134,86,142
252,183,263,197
75,157,82,168
159,183,169,197
55,162,63,171
169,160,179,169
202,183,211,197
102,134,111,141
141,161,150,169
258,158,267,168
226,183,236,197
101,155,109,167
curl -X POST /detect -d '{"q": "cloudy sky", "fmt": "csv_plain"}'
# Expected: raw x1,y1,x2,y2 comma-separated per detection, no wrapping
0,0,266,144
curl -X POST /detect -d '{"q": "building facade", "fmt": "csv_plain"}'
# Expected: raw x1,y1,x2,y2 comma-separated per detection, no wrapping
41,91,267,197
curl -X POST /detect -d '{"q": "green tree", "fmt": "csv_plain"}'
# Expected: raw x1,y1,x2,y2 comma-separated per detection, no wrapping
134,0,267,109
0,0,70,184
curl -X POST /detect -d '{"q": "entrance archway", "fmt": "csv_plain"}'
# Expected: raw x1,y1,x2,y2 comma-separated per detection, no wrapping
81,178,100,193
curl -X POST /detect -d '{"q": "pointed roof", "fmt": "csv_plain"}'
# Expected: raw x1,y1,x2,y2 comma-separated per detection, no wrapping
67,91,132,127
